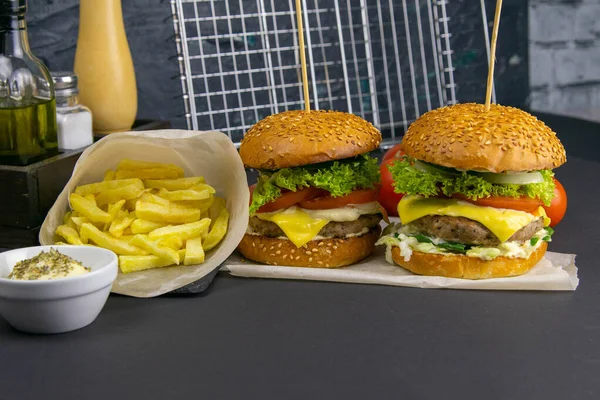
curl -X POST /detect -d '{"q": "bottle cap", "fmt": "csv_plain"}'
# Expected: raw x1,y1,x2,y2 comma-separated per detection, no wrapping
0,0,27,15
51,71,79,94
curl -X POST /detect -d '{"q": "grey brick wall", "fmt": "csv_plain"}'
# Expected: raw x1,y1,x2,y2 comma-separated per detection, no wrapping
529,0,600,114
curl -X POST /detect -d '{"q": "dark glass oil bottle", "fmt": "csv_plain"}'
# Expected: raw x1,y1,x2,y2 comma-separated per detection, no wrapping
0,0,58,166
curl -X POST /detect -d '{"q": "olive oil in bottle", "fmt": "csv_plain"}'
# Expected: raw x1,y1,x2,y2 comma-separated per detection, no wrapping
0,98,58,165
0,0,59,166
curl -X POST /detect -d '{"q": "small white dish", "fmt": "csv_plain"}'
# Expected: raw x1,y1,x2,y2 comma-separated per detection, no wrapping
0,245,118,334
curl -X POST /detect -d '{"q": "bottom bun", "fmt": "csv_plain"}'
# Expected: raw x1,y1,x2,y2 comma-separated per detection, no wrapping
391,241,548,279
237,226,381,268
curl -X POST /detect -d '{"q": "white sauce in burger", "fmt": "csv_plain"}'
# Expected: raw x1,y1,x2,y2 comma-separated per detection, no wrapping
255,201,381,222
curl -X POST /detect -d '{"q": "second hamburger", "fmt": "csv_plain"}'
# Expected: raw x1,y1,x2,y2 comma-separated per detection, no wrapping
377,103,567,279
238,110,385,268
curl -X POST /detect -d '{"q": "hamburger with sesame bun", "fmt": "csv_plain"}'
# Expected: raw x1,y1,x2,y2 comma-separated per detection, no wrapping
237,109,387,268
376,103,567,279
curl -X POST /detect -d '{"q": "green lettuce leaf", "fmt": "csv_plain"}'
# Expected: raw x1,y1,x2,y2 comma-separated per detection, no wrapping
388,158,556,206
249,154,380,214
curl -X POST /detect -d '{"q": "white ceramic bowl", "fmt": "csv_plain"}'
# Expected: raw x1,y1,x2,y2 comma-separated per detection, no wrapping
0,245,118,334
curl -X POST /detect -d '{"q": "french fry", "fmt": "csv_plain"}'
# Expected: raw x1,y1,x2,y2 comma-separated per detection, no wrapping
74,178,143,196
117,159,184,173
107,200,126,219
191,183,216,195
157,188,211,201
80,223,147,255
158,236,184,251
115,168,183,180
172,197,214,212
140,192,170,207
135,201,200,224
130,235,180,265
63,211,72,225
184,237,204,265
71,217,104,233
143,177,205,191
103,170,116,181
84,194,96,205
203,203,229,251
70,193,112,223
130,219,168,234
148,218,210,241
208,197,226,227
96,184,144,206
109,211,135,238
62,211,78,231
104,200,126,230
118,249,186,274
56,225,83,245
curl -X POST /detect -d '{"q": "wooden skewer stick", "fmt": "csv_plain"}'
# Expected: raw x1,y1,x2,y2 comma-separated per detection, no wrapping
295,0,310,112
485,0,503,111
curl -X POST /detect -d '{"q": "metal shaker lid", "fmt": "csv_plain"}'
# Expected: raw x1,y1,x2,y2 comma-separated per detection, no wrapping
51,71,79,92
0,0,27,15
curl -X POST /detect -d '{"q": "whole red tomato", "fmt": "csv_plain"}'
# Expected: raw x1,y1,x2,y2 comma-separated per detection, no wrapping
378,158,403,217
382,143,405,163
543,178,567,228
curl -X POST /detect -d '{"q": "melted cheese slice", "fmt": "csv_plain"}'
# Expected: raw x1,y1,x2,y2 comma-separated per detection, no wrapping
257,207,329,248
398,195,539,243
255,202,382,248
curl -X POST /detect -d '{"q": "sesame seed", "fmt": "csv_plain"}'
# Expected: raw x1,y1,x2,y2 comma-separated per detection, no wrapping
305,251,312,255
309,257,313,262
295,256,300,260
276,250,281,255
291,249,295,254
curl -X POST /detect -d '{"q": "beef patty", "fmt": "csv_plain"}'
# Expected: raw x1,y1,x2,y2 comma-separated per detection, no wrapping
408,215,544,246
249,214,382,238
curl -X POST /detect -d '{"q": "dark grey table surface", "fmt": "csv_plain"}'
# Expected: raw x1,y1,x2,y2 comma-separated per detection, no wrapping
0,113,599,400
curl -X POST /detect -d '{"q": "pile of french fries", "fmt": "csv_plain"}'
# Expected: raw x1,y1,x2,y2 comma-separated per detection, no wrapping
54,159,229,274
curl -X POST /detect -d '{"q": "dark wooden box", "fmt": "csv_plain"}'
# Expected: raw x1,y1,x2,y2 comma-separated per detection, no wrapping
0,120,171,249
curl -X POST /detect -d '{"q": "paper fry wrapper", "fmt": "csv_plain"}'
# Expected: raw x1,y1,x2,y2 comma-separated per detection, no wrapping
39,130,249,298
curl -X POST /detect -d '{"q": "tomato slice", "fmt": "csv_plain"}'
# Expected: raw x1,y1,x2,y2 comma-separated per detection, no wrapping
542,178,567,227
251,185,326,213
378,158,404,217
451,193,543,213
298,187,380,210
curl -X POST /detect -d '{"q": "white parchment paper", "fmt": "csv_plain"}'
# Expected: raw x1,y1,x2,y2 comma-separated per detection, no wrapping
224,246,578,291
39,130,249,298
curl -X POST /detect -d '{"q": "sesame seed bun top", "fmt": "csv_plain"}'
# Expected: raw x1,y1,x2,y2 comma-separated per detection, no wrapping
239,110,382,169
401,103,566,173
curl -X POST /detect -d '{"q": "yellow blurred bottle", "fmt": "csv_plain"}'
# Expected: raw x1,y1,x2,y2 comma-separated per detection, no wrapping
74,0,137,135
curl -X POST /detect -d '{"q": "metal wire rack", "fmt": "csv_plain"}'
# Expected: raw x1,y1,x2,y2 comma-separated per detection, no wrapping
170,0,471,146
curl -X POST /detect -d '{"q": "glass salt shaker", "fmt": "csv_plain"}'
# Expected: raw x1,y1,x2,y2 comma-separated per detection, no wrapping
51,71,93,150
